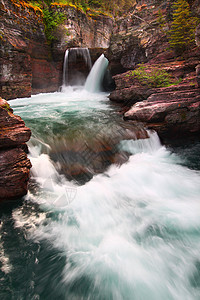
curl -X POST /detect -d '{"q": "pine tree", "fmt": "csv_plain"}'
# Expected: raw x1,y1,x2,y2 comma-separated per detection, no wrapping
169,0,199,53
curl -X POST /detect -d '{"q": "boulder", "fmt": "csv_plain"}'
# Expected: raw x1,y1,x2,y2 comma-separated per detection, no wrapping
0,98,31,201
0,147,32,200
124,89,200,139
109,71,157,104
0,102,31,148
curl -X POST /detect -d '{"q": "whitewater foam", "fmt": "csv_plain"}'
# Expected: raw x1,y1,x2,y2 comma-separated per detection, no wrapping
9,89,200,300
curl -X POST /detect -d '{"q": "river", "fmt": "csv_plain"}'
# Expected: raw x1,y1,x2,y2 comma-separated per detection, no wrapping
1,85,200,299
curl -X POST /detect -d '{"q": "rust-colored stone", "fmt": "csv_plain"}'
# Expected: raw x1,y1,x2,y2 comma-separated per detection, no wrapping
0,105,31,148
0,99,31,200
124,89,200,139
0,147,32,200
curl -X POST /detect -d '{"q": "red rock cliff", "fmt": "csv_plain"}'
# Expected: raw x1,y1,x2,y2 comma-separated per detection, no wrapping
0,97,31,200
0,0,113,99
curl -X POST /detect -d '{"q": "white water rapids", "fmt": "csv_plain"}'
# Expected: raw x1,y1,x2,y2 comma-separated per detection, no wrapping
8,86,200,300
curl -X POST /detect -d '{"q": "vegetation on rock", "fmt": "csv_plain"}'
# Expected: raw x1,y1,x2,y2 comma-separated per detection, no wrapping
126,64,177,88
42,7,67,43
24,0,136,43
27,0,136,17
23,0,68,43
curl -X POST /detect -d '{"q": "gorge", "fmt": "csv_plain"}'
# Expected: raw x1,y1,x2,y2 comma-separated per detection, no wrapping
0,0,200,299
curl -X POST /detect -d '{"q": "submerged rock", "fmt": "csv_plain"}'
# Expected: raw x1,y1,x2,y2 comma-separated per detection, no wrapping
49,123,148,184
0,98,31,201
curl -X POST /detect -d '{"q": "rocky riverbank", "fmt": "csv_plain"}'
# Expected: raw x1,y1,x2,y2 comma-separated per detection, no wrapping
109,57,200,139
0,0,200,145
109,60,200,140
108,0,200,140
124,85,200,139
0,97,31,200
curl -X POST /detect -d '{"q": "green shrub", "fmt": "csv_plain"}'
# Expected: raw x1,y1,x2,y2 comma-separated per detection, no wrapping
43,8,67,43
127,64,177,88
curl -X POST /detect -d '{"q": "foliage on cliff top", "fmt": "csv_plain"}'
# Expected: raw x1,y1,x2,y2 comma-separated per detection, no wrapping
127,64,179,88
23,1,68,43
11,0,43,14
49,1,113,18
42,8,67,43
24,0,136,43
168,0,199,53
26,0,136,16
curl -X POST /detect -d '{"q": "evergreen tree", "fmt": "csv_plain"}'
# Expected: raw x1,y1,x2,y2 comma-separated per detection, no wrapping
169,0,199,53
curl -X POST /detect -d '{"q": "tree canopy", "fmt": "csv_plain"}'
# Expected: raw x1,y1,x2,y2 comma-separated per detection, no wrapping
169,0,199,53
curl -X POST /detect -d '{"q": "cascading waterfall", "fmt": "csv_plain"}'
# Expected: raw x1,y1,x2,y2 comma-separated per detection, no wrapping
62,49,69,86
62,47,92,87
84,54,109,93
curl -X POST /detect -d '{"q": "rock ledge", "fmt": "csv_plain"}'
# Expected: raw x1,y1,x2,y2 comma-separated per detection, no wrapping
0,97,31,201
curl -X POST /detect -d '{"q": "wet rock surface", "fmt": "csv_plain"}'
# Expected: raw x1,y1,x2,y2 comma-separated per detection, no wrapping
0,102,31,148
0,97,31,200
0,0,59,98
124,87,200,139
49,122,148,184
0,147,32,200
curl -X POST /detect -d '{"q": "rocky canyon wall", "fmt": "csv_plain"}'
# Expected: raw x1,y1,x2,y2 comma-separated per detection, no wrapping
0,97,31,200
0,0,113,100
108,0,200,74
108,0,200,139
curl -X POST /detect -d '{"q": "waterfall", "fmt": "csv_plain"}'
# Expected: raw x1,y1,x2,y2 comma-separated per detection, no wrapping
62,49,69,86
62,48,92,87
84,54,109,93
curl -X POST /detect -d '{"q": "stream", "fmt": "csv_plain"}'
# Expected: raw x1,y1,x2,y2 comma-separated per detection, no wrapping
1,50,200,299
0,85,200,299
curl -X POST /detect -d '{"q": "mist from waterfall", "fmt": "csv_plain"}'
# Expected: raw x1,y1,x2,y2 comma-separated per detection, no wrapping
62,47,92,87
62,49,109,93
84,54,109,93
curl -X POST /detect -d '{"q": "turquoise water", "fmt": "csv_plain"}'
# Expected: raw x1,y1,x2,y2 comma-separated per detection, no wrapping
1,88,200,299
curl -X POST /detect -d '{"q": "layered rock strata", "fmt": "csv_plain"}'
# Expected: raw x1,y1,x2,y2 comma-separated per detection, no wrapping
124,86,200,139
0,97,31,200
108,0,200,139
